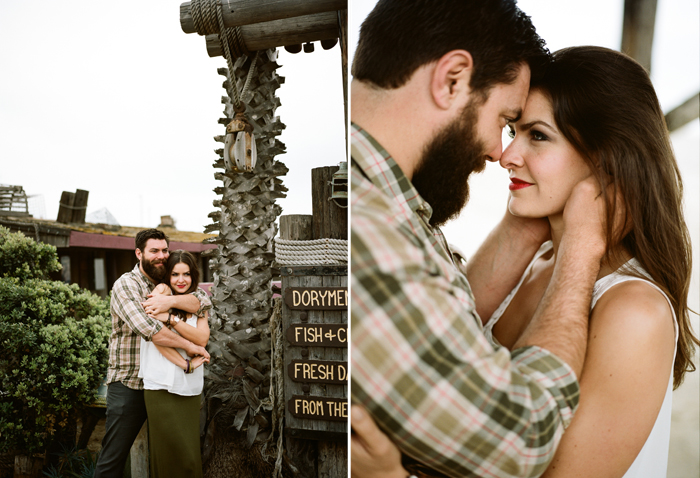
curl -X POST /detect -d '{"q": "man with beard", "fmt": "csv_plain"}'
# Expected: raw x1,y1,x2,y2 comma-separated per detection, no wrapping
350,1,610,477
94,229,211,478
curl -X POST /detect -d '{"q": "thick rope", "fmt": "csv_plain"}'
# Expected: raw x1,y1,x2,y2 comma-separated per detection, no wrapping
189,0,218,35
215,0,257,108
190,0,257,108
274,238,349,265
268,298,285,477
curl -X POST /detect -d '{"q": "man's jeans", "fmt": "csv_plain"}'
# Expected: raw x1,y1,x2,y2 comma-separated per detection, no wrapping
93,382,148,478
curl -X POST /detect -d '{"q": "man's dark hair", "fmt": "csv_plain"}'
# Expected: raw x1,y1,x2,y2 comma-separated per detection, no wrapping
352,0,550,95
135,229,169,252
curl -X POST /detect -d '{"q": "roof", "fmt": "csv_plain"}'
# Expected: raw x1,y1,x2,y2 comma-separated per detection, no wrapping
0,215,216,252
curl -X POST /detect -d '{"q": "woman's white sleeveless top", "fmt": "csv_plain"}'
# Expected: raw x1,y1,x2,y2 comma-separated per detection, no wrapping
138,314,204,396
483,242,677,478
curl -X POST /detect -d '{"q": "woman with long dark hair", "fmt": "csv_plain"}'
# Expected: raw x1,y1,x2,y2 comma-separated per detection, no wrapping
351,46,697,478
139,249,210,477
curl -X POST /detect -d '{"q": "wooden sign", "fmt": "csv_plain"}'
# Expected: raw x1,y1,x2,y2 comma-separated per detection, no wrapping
288,360,348,384
288,395,348,422
284,287,348,310
286,324,347,347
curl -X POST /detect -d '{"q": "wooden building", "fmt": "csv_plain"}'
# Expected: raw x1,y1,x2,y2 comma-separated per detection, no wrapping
0,213,215,297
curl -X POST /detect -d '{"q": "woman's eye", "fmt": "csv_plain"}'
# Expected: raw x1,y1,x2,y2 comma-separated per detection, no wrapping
506,125,515,139
531,130,548,141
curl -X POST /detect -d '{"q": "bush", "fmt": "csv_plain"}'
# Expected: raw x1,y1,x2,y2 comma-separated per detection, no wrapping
0,226,61,280
0,227,110,454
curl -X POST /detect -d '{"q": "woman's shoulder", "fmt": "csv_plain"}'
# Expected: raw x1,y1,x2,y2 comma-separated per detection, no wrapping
589,277,676,362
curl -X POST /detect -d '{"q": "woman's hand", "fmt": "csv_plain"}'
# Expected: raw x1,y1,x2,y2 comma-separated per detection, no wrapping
152,311,170,323
189,355,209,371
502,200,551,246
351,405,407,478
142,293,175,316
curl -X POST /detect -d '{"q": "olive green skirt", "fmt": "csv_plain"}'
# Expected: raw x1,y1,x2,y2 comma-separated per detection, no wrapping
144,390,202,478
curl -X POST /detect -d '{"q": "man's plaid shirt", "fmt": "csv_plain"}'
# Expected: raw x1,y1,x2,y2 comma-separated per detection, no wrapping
106,263,212,390
350,124,580,478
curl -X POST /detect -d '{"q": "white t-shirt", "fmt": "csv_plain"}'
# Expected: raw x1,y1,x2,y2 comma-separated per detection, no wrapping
483,241,677,478
138,314,204,396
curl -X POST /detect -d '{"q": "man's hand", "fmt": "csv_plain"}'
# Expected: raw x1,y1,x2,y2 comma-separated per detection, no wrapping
184,343,210,361
351,405,406,478
142,294,174,316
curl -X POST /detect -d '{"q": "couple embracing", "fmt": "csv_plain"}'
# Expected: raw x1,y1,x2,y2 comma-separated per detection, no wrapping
350,1,696,478
94,229,210,478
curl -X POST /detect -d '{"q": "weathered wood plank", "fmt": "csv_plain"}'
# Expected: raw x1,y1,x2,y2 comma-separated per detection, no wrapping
665,92,700,132
312,166,347,240
279,214,313,242
204,12,339,57
71,189,89,224
181,0,346,33
56,191,75,223
338,9,348,148
621,0,658,73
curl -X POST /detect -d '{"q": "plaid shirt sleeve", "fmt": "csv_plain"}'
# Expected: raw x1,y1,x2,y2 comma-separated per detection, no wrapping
192,287,212,316
112,277,163,341
351,172,580,478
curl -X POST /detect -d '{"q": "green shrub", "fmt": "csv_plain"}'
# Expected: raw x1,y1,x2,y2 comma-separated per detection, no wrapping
0,227,110,454
0,226,61,280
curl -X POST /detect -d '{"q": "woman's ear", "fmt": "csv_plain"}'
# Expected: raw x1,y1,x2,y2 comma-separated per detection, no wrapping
430,50,474,110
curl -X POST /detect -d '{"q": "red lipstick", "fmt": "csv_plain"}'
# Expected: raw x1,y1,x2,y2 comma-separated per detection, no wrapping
509,178,533,191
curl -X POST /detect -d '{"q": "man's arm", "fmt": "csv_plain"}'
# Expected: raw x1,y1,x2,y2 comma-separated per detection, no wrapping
142,287,212,315
351,206,579,478
466,209,550,322
513,178,607,376
151,326,209,360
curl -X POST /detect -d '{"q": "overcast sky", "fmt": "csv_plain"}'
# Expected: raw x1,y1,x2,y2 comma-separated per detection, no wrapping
350,0,700,314
0,0,346,232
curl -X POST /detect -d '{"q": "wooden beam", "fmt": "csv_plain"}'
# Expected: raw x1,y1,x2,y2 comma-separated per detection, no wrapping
665,92,700,133
181,0,346,34
621,0,658,73
204,12,339,56
338,9,347,153
71,189,89,224
57,191,75,224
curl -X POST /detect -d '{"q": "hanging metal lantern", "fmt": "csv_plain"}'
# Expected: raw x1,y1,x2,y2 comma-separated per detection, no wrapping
224,107,257,172
329,161,348,208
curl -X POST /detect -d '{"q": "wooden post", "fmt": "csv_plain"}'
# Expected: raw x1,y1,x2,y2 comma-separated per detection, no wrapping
311,166,347,240
621,0,658,73
71,189,89,224
56,191,75,223
665,92,700,132
280,214,313,241
279,214,317,478
338,9,348,153
130,422,149,478
180,0,346,33
203,12,339,57
279,212,348,477
13,455,43,478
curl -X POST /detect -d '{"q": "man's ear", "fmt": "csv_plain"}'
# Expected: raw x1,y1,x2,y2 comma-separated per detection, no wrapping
430,50,474,110
135,248,142,262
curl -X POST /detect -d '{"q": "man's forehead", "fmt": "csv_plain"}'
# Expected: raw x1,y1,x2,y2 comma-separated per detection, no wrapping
144,238,168,250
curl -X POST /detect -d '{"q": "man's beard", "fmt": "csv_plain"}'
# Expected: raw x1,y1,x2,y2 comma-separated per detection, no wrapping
141,256,167,283
412,99,486,227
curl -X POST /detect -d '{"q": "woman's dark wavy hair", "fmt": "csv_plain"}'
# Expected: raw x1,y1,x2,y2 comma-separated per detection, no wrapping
533,46,696,388
352,0,550,95
165,250,200,295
